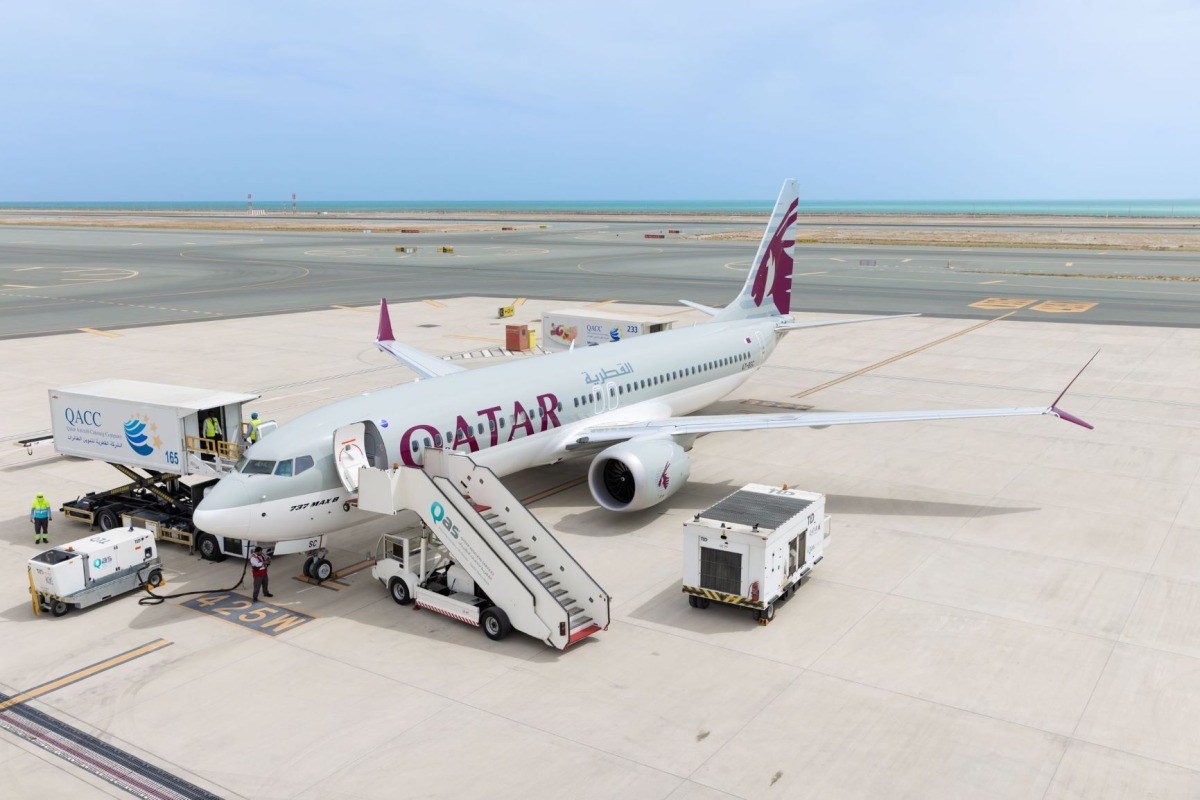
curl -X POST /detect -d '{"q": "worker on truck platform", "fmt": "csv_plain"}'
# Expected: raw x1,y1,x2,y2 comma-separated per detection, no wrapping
245,412,262,445
30,492,51,544
203,414,223,456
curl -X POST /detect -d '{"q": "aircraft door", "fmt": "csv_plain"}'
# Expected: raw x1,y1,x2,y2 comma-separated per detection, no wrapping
333,421,389,493
606,381,619,411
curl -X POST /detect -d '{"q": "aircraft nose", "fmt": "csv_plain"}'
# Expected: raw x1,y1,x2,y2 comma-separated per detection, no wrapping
193,476,254,538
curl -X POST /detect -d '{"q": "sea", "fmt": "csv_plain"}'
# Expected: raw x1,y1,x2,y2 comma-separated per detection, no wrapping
3,199,1200,217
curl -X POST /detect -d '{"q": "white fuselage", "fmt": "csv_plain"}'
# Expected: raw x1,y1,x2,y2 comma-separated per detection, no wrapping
194,316,783,543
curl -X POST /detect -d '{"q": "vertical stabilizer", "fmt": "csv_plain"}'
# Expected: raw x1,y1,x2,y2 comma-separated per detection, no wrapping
710,179,798,322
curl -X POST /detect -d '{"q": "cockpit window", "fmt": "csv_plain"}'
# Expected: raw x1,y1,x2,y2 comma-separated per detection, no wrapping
234,455,248,473
295,455,314,475
244,459,276,475
274,459,293,477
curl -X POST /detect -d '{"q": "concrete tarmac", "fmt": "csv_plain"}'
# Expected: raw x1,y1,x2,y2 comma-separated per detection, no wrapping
2,297,1200,798
2,224,1200,339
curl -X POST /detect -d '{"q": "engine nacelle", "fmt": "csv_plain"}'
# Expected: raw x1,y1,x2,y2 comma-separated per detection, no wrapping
588,439,690,512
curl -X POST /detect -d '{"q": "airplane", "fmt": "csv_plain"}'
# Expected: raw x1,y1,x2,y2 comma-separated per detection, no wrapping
194,179,1093,567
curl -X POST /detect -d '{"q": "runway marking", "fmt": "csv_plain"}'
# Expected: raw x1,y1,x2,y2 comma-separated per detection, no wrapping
0,639,172,712
181,593,316,635
586,299,617,307
522,476,588,505
723,260,752,272
795,271,828,276
1065,262,1073,267
332,304,372,312
513,297,527,307
829,257,846,262
13,266,41,271
980,280,1006,285
4,284,36,288
78,327,121,337
423,299,447,308
969,297,1037,310
793,310,1020,400
130,242,142,246
901,258,912,263
1030,301,1097,313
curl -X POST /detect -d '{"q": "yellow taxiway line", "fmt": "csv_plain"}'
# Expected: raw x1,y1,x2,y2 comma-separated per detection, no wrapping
0,639,172,712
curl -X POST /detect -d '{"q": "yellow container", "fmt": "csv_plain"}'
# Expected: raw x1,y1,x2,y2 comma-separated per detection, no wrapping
527,329,537,348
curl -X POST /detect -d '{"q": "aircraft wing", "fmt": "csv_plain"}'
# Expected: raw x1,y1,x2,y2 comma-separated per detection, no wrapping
572,404,1087,445
375,299,466,378
571,354,1097,446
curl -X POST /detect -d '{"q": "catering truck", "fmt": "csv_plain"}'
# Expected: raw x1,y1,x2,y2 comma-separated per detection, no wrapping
682,484,831,624
49,380,304,562
28,525,163,617
541,308,674,350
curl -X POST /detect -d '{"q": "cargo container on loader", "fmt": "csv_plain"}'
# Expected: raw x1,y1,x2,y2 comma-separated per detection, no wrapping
49,380,310,562
683,484,831,624
28,524,163,617
541,307,674,350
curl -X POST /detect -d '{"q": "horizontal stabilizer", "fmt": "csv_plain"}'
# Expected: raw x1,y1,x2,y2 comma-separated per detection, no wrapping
374,298,466,379
679,299,719,316
776,312,921,331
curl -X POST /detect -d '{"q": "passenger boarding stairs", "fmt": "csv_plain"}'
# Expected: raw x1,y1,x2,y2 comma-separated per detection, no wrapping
356,451,609,650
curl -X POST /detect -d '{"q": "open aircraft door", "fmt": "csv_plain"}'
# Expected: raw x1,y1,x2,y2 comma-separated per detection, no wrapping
333,421,388,493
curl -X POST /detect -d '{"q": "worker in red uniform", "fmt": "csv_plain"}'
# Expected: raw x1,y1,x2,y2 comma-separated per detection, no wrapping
250,546,274,602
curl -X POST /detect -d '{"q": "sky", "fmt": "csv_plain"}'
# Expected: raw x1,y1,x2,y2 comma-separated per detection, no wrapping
2,1,1198,201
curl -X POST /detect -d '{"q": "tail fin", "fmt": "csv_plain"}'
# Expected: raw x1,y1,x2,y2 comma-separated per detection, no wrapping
709,179,798,322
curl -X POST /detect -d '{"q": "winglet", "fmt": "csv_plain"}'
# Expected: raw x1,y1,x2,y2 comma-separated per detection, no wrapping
1048,350,1099,429
376,298,395,343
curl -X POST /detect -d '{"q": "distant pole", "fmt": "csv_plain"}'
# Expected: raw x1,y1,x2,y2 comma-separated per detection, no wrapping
292,192,297,214
248,193,253,214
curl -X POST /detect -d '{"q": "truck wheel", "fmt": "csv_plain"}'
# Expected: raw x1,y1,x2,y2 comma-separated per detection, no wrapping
481,607,512,641
51,600,70,617
311,559,333,583
758,604,776,623
302,557,316,578
389,577,412,605
197,534,220,561
97,509,119,531
146,568,164,588
688,595,708,609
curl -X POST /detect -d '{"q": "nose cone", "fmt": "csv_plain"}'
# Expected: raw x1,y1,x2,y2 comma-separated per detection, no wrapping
193,476,253,538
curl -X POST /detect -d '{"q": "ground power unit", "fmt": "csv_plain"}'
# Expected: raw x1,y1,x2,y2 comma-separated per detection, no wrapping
28,525,163,617
683,484,831,624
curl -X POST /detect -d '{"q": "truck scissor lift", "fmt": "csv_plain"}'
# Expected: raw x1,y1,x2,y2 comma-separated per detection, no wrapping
354,446,610,650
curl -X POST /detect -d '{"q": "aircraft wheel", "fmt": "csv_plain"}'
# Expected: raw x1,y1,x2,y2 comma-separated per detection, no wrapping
311,558,333,583
302,557,316,578
51,600,70,617
481,607,511,641
389,577,412,605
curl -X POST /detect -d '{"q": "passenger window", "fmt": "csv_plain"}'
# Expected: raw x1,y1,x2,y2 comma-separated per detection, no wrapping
433,433,442,446
490,419,497,431
499,418,506,429
557,401,563,412
573,397,579,407
423,437,431,446
411,440,419,453
478,423,484,434
274,460,293,477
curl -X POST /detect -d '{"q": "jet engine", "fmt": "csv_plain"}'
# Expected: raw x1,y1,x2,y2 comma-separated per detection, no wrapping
588,438,690,512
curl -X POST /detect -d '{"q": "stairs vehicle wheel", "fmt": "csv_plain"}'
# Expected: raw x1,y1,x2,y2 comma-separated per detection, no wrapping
481,607,512,641
389,577,412,605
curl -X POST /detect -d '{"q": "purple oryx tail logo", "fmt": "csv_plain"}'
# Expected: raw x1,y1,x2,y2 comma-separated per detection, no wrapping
657,462,671,490
749,198,797,315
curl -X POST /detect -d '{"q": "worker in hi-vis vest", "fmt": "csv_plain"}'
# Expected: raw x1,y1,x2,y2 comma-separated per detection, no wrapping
246,412,262,445
30,492,51,544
